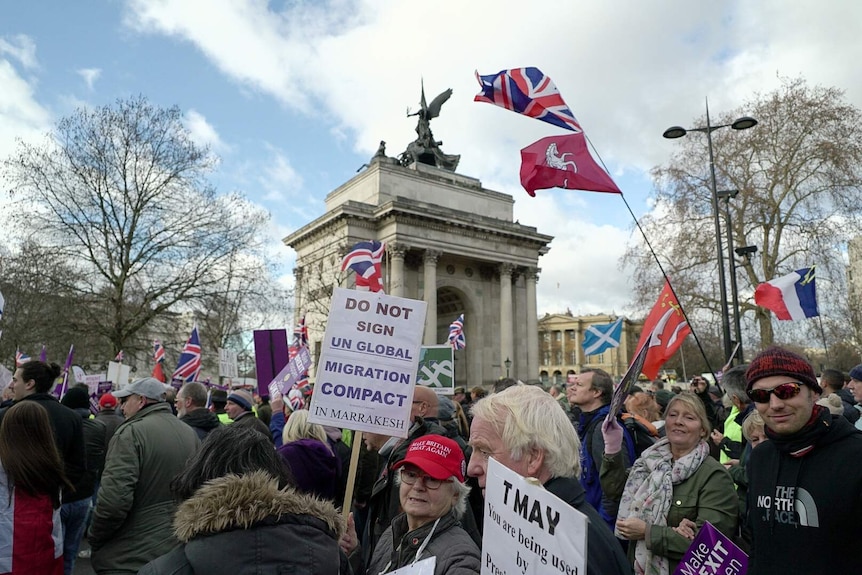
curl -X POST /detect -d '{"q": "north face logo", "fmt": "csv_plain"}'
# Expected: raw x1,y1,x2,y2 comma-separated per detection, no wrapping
755,486,819,527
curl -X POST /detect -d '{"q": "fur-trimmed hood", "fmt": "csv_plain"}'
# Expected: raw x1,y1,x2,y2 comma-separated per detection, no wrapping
173,470,343,542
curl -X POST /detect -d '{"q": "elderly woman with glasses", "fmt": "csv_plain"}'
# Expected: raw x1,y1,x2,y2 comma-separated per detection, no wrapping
366,434,479,575
601,392,737,575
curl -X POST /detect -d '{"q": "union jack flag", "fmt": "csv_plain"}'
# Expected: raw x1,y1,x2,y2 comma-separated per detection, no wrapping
114,350,124,362
289,314,308,359
448,314,466,350
15,348,30,367
172,325,202,383
474,67,582,132
341,241,385,292
153,339,165,363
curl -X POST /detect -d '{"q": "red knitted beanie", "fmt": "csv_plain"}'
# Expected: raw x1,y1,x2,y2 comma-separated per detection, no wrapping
745,347,820,392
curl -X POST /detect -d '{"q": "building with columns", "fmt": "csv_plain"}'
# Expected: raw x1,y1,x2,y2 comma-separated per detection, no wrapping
538,313,643,384
284,155,552,387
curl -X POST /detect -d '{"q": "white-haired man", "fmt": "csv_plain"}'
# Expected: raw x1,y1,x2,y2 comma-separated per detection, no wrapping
468,385,632,575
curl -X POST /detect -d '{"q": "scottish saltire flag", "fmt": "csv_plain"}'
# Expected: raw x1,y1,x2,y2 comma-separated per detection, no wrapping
15,348,30,366
173,325,202,382
448,314,466,350
114,350,124,362
474,67,582,132
153,339,165,363
341,241,385,292
520,133,621,196
582,317,624,356
754,266,819,320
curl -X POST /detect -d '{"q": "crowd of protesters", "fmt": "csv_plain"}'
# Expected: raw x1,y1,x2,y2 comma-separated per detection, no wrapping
1,345,861,574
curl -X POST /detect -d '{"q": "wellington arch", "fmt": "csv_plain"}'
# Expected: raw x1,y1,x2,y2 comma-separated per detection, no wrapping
284,155,553,387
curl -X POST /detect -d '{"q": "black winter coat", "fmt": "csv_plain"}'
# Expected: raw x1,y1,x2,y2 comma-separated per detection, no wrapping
139,471,346,575
544,476,633,575
747,414,862,575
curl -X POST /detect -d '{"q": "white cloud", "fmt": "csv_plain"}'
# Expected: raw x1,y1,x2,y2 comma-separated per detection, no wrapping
0,35,38,70
76,68,101,91
183,109,228,153
0,0,854,318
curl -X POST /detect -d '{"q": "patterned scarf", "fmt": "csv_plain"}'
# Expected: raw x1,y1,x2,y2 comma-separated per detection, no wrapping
616,438,710,575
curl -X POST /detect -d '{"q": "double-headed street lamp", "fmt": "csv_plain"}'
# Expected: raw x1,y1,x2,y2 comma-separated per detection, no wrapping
663,105,757,363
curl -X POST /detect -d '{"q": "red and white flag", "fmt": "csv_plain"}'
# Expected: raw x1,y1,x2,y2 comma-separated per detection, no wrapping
635,280,691,380
519,133,621,197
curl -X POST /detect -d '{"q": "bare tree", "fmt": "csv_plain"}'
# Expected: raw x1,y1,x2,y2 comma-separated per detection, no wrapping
2,96,277,356
624,77,862,354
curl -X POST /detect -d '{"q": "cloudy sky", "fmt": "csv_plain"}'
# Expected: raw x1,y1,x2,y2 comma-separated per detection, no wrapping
2,1,861,318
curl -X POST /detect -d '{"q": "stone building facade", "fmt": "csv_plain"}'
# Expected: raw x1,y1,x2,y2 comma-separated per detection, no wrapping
284,156,552,387
538,313,643,384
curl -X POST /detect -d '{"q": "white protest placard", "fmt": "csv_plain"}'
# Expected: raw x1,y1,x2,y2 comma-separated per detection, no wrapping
218,347,239,378
307,287,427,438
482,458,587,575
388,557,436,575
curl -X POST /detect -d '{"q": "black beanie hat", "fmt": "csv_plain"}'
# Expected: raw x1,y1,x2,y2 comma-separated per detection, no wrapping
61,387,91,410
745,347,820,393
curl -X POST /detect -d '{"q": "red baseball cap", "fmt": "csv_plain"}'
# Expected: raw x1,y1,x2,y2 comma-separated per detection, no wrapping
99,392,118,409
392,434,465,482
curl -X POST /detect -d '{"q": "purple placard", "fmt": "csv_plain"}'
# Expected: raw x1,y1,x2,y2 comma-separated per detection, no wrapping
673,521,747,575
98,381,113,395
253,329,289,397
269,347,312,396
89,394,100,416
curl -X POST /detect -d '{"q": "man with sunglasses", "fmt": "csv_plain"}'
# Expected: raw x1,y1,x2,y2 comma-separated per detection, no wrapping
745,347,862,575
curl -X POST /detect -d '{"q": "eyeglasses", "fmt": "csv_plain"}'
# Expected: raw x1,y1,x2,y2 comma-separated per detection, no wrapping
746,382,803,404
399,468,451,490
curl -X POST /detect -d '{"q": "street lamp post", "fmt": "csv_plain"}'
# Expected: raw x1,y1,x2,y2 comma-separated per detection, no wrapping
663,104,757,362
505,357,511,378
717,189,743,363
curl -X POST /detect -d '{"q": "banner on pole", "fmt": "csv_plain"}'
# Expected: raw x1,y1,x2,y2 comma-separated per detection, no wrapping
307,288,427,437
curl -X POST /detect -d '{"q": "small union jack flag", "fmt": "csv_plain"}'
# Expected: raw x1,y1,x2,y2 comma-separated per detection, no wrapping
448,314,466,350
153,339,165,363
289,314,308,359
114,350,124,362
341,241,385,292
15,348,31,367
172,325,202,383
474,67,582,133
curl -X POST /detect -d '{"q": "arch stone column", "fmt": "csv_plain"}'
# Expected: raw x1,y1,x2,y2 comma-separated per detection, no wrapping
525,267,539,384
423,250,441,344
389,243,407,298
293,266,304,323
499,263,514,375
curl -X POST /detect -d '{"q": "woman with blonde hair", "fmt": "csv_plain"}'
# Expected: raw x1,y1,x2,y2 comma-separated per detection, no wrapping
277,410,341,501
0,401,71,574
602,392,738,575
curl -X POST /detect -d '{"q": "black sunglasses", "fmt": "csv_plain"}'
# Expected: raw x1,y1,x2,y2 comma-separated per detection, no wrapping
746,382,803,404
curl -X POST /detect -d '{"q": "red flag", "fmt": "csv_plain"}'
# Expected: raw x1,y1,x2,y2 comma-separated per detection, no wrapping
152,361,167,383
519,134,621,196
635,281,691,380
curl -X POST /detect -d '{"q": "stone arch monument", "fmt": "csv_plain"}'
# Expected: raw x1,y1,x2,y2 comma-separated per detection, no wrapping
284,86,552,387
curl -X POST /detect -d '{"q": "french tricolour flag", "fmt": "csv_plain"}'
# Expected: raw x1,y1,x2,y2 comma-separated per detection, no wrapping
754,267,819,321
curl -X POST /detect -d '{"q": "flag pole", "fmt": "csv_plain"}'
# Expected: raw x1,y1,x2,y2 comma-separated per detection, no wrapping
584,134,718,382
817,316,830,364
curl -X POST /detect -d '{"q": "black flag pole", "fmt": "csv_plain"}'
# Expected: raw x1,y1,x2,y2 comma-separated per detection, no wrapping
584,134,718,382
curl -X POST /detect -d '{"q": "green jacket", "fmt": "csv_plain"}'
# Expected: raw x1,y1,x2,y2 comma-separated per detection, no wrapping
89,402,200,574
601,450,737,574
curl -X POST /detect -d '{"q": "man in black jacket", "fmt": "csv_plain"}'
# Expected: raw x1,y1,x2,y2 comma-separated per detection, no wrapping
3,361,87,575
746,347,862,575
176,381,221,440
468,385,632,575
